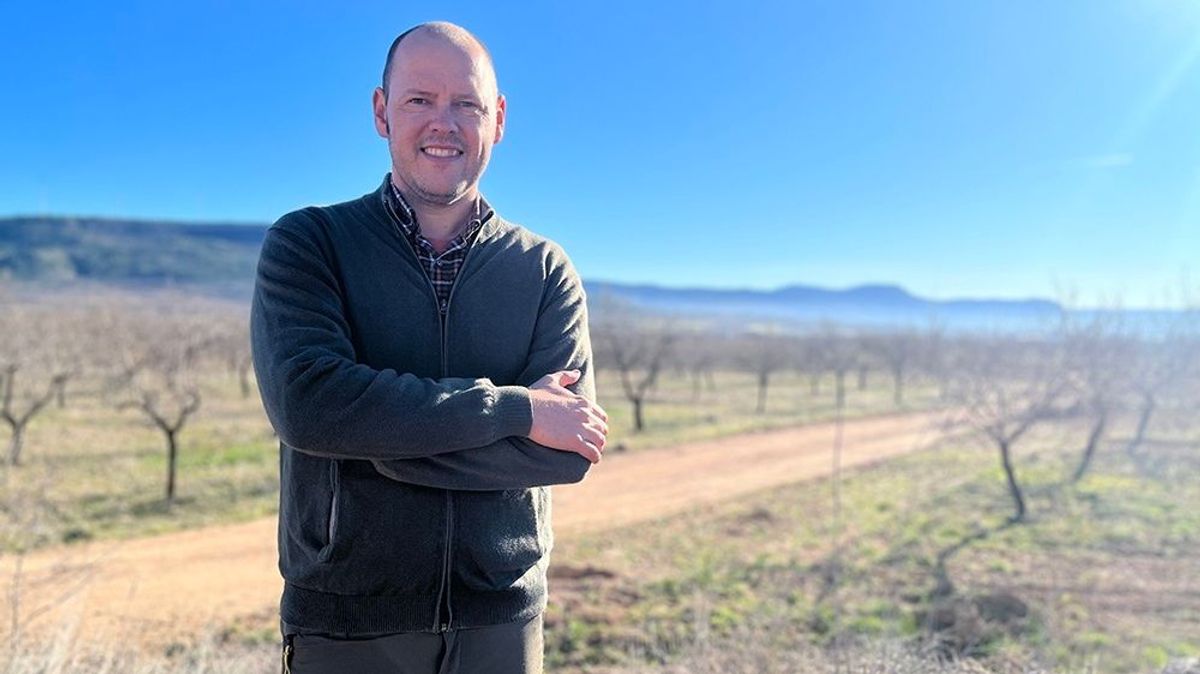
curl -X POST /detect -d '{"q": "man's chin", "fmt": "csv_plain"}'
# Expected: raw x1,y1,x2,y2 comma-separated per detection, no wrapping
411,183,472,207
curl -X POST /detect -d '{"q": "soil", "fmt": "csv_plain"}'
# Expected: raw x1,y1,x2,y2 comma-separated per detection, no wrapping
0,409,956,650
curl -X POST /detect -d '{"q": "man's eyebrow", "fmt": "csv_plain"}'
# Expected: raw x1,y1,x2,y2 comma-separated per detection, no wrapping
398,88,438,97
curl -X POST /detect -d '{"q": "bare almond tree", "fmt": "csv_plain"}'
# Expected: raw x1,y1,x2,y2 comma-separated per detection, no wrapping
591,297,675,433
207,313,254,398
1124,329,1193,460
855,346,874,392
794,333,830,397
672,331,721,401
111,311,214,505
1059,312,1127,482
735,330,795,414
948,336,1071,522
814,327,863,412
0,307,68,466
917,322,954,403
872,330,920,407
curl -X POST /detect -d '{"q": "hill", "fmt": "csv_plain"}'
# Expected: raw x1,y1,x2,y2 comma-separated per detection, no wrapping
0,215,267,297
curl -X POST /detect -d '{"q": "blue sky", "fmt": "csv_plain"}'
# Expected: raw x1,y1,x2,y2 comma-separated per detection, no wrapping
2,1,1198,308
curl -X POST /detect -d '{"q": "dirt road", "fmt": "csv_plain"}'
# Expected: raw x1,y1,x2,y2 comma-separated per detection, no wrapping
1,409,955,648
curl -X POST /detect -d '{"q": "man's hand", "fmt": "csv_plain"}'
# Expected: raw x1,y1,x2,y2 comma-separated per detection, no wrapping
528,370,609,463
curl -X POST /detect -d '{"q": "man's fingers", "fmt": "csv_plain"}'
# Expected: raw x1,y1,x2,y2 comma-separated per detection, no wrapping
580,427,606,452
576,435,601,463
586,415,608,438
573,397,606,423
550,369,581,388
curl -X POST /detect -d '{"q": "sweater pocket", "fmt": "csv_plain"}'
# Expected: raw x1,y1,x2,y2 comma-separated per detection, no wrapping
455,487,551,592
280,449,339,567
316,460,341,563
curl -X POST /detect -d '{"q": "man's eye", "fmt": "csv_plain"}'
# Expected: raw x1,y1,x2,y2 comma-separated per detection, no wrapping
407,97,428,105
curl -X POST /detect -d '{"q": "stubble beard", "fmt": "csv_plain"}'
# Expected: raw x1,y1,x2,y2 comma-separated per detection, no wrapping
393,142,487,208
407,175,471,206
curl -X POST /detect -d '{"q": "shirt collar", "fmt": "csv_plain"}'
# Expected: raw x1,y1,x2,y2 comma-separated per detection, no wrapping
382,173,493,242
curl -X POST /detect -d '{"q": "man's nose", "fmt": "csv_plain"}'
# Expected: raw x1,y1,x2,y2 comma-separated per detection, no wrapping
427,103,460,134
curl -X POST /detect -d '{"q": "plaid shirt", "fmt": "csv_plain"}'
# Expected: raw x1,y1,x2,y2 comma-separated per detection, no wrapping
381,176,493,316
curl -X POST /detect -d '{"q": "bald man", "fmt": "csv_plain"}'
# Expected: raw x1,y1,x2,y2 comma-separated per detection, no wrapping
251,22,608,673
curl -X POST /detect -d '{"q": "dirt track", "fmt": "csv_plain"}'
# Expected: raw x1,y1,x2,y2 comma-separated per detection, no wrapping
1,409,955,648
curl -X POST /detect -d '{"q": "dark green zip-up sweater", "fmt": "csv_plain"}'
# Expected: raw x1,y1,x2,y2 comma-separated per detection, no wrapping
250,176,595,636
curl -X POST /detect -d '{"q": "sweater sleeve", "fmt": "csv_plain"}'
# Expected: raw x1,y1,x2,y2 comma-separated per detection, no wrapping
370,245,595,489
250,212,534,460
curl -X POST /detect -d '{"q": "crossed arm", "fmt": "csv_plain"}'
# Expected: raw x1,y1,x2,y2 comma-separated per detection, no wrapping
250,213,607,491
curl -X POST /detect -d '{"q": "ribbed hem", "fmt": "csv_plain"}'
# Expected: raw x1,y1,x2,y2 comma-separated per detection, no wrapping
281,583,440,636
280,578,546,636
490,385,533,438
450,568,548,629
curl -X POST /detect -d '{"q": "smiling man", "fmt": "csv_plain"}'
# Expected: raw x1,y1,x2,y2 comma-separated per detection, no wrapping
251,21,608,674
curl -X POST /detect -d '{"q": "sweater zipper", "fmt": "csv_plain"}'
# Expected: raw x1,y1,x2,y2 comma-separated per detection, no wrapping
388,208,483,634
432,238,480,632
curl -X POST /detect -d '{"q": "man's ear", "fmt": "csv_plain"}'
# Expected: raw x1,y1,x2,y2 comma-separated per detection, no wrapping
493,93,506,145
372,87,390,138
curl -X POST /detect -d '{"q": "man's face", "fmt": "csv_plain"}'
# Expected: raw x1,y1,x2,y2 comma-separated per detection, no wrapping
372,33,505,208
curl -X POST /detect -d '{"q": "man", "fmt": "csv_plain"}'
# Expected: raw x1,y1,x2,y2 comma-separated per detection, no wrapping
250,21,608,673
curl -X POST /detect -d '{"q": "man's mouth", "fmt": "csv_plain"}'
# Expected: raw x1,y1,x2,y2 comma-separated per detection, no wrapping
422,146,463,158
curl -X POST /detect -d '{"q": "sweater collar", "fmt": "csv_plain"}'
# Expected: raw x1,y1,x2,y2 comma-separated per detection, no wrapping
379,173,494,241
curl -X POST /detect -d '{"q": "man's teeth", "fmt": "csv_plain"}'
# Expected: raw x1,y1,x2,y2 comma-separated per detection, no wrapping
423,148,461,157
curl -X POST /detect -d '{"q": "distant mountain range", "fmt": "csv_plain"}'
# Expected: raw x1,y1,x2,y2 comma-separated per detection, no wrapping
582,281,1064,331
0,215,1181,332
0,215,266,298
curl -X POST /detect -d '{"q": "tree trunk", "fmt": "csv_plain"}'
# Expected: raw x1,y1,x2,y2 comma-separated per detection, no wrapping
834,370,846,410
1072,413,1107,483
892,367,904,406
632,398,645,433
999,439,1026,522
756,372,769,414
809,373,821,396
691,371,702,401
1127,395,1156,457
166,430,178,505
8,423,25,467
56,381,67,409
857,366,868,391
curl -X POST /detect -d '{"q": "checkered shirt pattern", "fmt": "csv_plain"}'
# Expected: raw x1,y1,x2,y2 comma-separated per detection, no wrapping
381,176,493,315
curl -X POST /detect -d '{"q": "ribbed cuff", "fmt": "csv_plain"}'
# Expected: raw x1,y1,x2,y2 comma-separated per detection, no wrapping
490,385,533,438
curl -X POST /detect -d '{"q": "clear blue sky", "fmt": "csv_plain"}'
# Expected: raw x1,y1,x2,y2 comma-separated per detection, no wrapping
2,1,1198,308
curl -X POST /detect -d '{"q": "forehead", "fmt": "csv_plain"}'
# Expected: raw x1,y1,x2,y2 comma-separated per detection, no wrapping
388,34,495,96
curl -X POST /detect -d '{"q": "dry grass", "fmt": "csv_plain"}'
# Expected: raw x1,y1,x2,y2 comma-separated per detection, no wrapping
543,408,1200,673
0,410,1196,673
0,632,275,674
596,369,942,452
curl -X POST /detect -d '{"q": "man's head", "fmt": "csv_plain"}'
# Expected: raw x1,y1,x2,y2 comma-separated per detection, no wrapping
373,22,505,209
